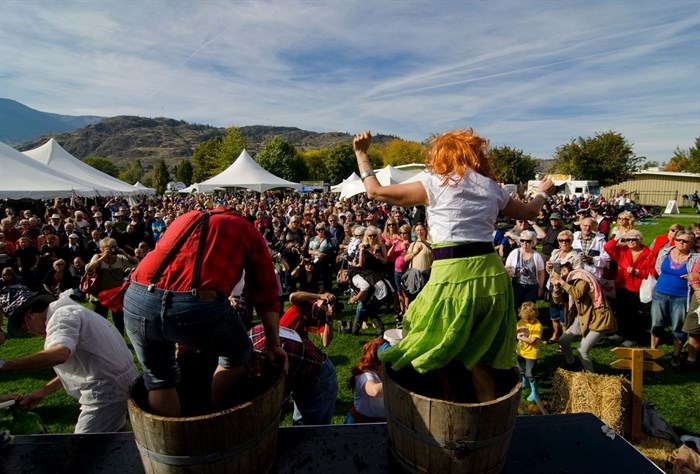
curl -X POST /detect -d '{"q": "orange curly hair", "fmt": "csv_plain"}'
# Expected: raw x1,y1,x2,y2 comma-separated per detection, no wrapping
426,128,497,184
348,337,385,390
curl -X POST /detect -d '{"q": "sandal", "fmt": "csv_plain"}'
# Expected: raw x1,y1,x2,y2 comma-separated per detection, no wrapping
543,339,558,345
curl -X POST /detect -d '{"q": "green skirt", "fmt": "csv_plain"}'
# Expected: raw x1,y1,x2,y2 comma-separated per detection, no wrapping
380,252,516,372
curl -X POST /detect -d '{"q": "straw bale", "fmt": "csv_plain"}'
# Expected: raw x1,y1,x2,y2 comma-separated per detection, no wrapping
550,368,632,436
635,434,676,474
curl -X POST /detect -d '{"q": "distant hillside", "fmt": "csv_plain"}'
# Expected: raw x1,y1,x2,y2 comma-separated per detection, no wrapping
17,116,396,168
0,98,104,145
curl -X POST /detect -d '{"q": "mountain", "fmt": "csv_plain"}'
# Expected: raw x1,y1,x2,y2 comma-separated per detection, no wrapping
3,99,396,167
0,98,104,145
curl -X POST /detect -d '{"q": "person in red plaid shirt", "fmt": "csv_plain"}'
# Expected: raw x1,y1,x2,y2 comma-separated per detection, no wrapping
249,324,337,425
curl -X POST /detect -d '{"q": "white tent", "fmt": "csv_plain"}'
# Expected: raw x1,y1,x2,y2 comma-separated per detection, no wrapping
0,141,97,199
330,172,360,193
178,182,218,194
338,165,417,199
199,149,299,192
133,181,157,196
23,138,139,196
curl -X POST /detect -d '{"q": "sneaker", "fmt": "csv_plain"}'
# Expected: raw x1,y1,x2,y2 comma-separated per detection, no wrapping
607,334,625,343
621,340,636,347
671,355,681,368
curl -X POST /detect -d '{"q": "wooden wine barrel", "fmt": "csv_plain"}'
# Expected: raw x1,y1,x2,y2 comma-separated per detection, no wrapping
383,365,521,474
127,373,283,474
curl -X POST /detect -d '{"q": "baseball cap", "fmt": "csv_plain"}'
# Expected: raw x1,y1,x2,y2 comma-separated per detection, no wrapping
0,285,55,337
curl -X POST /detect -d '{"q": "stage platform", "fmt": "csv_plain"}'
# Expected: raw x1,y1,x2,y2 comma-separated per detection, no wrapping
2,413,663,473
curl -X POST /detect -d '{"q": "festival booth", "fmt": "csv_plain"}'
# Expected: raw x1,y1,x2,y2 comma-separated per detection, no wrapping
199,149,299,192
338,165,416,199
22,138,141,196
0,141,98,199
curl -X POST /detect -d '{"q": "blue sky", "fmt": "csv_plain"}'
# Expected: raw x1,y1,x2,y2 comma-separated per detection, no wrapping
1,0,698,163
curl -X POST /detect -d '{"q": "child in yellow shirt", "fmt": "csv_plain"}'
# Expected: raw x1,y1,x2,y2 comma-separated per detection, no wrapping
516,301,543,403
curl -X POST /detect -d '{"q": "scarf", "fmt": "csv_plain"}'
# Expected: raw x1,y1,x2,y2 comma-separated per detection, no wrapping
566,269,605,309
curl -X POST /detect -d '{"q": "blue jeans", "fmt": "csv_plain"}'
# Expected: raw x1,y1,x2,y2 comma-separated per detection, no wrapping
291,356,338,425
513,283,538,310
517,356,538,382
549,304,566,324
124,282,251,391
650,289,688,342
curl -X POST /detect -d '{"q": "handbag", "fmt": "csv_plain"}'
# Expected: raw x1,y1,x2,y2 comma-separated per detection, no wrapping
336,258,350,286
79,271,101,296
639,274,656,303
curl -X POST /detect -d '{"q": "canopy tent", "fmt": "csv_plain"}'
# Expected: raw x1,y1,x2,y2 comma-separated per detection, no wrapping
178,182,219,194
23,138,139,196
338,165,417,199
0,141,97,199
330,172,360,193
132,181,157,196
199,149,299,192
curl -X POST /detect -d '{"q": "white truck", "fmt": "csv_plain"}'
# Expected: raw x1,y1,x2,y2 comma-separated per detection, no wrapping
527,175,599,199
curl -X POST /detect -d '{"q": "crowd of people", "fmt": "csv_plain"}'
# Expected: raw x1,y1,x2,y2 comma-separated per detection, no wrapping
1,137,699,432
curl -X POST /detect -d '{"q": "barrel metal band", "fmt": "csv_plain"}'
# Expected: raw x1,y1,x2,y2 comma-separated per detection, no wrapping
134,411,281,466
385,410,514,452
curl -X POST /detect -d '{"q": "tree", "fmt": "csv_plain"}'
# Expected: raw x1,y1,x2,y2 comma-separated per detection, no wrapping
324,143,359,185
216,127,247,172
301,149,331,182
641,161,659,170
176,159,194,186
83,156,119,178
665,136,700,173
381,139,427,166
490,146,539,184
120,159,144,184
152,159,170,195
553,131,641,187
255,136,307,182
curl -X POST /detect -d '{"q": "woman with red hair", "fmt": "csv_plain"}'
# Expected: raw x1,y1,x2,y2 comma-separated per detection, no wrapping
353,129,554,402
345,337,386,424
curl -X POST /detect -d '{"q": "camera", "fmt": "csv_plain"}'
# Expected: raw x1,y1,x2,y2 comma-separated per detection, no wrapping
552,262,561,274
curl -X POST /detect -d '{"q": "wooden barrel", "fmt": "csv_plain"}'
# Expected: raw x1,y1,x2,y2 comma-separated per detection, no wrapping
127,373,284,474
383,364,521,474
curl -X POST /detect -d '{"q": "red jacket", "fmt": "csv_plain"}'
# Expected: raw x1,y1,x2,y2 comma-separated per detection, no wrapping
604,239,655,293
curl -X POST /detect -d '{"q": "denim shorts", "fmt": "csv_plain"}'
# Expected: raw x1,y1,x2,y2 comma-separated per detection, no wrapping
650,289,688,342
124,282,252,391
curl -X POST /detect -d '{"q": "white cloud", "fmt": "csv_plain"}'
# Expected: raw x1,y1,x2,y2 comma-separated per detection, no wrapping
0,0,698,162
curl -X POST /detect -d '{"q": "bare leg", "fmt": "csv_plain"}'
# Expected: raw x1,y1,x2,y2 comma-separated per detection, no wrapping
551,320,561,340
687,336,699,363
210,365,245,411
673,339,683,359
651,334,660,350
472,363,497,403
148,387,181,417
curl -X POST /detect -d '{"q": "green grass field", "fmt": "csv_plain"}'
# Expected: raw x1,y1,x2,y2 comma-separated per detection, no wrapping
2,208,699,436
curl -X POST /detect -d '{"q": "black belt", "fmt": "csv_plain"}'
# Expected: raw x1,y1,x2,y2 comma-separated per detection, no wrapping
432,242,495,260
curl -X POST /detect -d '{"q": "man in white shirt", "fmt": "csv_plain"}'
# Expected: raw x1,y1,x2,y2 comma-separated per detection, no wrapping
0,286,138,433
572,217,609,279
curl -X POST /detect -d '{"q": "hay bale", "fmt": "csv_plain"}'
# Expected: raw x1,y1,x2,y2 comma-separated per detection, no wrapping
635,434,676,474
551,368,632,436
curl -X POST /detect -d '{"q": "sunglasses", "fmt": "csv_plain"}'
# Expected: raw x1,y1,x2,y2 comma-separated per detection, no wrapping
558,239,572,243
675,239,691,244
520,239,532,244
620,238,639,243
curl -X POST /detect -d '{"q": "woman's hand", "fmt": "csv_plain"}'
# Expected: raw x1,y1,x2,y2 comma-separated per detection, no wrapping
537,176,555,195
353,131,372,154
